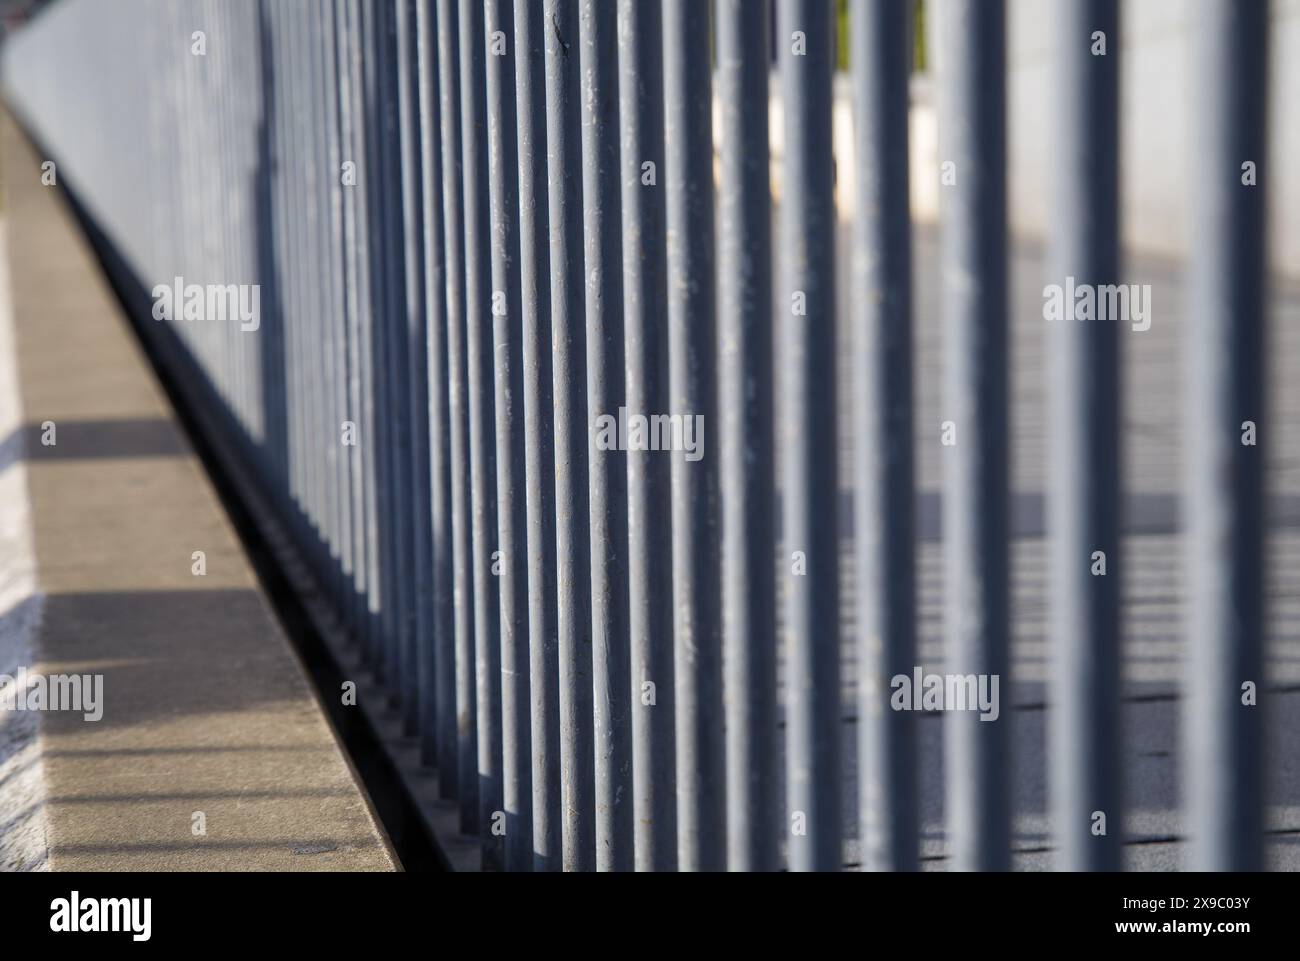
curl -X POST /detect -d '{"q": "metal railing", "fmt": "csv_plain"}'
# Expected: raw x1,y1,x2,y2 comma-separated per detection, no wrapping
1,0,1274,871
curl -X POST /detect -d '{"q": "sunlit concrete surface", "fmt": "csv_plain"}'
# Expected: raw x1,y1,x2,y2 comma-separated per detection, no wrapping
0,113,395,871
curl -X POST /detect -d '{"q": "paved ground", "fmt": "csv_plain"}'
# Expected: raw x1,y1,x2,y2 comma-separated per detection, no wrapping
811,226,1300,869
0,113,396,871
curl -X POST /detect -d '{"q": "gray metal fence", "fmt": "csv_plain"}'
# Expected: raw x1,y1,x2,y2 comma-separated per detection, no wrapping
1,0,1274,871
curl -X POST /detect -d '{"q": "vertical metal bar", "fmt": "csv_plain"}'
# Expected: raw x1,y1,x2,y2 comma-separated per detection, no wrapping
324,0,357,673
336,0,356,634
716,0,778,873
1049,0,1121,873
316,5,333,584
350,0,386,669
276,0,295,538
359,0,381,666
278,4,301,551
315,0,341,609
513,0,563,872
1185,0,1269,873
281,3,305,549
338,0,370,647
850,0,917,873
347,0,370,654
938,0,1010,872
282,0,299,527
459,0,504,870
383,0,415,713
417,0,457,781
304,12,328,584
345,0,369,652
777,0,841,872
413,0,444,769
309,7,327,575
365,0,393,675
310,0,332,606
578,0,632,873
396,0,431,739
390,0,417,726
362,0,393,679
382,0,402,685
270,27,286,525
362,0,383,669
324,0,342,601
617,0,677,873
329,0,347,622
370,0,396,691
663,0,725,872
308,5,326,580
313,8,331,581
435,0,477,826
484,0,533,872
293,6,309,558
285,10,309,560
543,0,596,872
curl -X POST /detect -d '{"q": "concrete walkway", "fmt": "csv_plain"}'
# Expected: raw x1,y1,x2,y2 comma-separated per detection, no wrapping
0,113,395,871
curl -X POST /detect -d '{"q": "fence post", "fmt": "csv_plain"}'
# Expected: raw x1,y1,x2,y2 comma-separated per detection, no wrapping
414,0,456,782
543,0,597,873
851,0,918,874
579,0,634,872
617,0,678,873
716,0,779,873
434,0,479,831
938,0,1010,872
396,0,431,738
512,0,563,873
1185,0,1269,873
484,0,532,872
1048,0,1122,873
777,0,842,873
458,0,504,871
664,0,726,872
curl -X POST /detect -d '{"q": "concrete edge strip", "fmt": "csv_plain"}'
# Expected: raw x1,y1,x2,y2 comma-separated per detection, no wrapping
0,217,51,872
